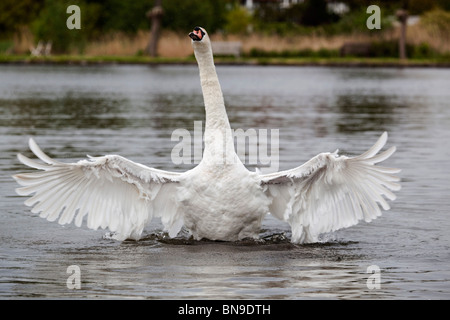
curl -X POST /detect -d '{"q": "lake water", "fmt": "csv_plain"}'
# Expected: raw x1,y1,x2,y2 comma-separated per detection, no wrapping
1,64,449,299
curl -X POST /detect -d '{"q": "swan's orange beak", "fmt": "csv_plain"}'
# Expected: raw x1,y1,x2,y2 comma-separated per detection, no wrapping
189,27,204,41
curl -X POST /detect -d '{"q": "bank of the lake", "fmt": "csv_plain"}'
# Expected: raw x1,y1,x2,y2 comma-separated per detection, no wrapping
1,54,450,68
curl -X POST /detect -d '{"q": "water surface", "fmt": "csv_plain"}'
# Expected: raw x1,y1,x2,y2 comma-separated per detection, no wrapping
1,64,449,299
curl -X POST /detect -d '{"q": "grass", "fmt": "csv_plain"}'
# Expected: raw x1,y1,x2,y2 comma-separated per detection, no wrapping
0,54,195,65
1,53,449,67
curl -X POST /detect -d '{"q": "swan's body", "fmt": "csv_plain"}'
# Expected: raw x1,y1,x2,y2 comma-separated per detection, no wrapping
13,27,401,243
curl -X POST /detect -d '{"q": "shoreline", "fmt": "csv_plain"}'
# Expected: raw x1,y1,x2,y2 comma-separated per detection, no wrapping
1,55,450,68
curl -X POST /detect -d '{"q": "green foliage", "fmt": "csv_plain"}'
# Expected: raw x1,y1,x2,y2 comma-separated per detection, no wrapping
247,47,340,58
324,6,394,34
225,5,253,34
342,0,450,12
343,0,405,10
368,40,404,58
90,0,229,34
32,0,100,53
412,42,436,59
408,0,436,15
87,0,153,34
341,40,439,59
436,0,450,11
296,0,340,26
254,0,338,28
161,0,227,33
0,0,44,36
0,40,14,53
252,0,398,35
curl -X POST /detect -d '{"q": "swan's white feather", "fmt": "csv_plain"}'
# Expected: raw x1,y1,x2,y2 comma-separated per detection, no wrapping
260,132,401,243
13,138,182,240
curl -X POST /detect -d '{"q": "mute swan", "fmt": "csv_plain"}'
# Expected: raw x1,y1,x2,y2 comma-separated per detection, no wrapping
13,27,401,243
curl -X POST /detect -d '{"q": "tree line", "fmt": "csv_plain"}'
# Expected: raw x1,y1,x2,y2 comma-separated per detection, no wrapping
0,0,449,53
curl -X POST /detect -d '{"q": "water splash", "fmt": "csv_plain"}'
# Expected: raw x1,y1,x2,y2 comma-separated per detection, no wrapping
113,228,294,246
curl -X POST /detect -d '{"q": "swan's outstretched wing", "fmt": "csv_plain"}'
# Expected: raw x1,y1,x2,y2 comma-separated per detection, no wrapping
13,138,184,240
260,132,401,243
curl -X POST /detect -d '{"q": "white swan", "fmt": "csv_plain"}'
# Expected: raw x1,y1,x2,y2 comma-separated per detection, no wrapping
13,27,401,243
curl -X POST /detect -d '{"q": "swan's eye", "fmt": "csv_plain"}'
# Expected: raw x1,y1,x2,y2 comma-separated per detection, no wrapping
189,27,205,41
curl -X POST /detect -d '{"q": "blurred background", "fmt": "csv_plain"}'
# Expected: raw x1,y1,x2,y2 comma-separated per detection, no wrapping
1,0,449,61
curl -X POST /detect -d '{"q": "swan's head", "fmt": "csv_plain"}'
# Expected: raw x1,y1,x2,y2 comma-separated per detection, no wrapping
189,27,212,60
189,26,207,42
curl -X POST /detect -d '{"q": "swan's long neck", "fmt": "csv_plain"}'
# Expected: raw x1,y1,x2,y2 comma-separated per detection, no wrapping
194,42,236,164
194,44,230,132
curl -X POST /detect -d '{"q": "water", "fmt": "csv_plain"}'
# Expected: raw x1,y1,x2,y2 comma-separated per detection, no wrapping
1,64,449,299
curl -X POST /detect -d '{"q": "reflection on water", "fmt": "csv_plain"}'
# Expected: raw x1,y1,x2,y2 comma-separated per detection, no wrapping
335,95,401,133
1,64,450,299
0,96,128,129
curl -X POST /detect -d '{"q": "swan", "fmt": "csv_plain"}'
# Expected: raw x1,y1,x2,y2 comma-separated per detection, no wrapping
13,27,401,243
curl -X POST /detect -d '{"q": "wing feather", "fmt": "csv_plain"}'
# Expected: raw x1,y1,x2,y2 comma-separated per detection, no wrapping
13,138,183,240
260,132,401,243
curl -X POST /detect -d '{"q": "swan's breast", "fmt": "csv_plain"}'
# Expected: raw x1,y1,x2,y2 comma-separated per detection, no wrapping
177,164,270,240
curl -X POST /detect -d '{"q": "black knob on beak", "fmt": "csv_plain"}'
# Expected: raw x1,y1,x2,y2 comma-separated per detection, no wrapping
189,27,205,41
